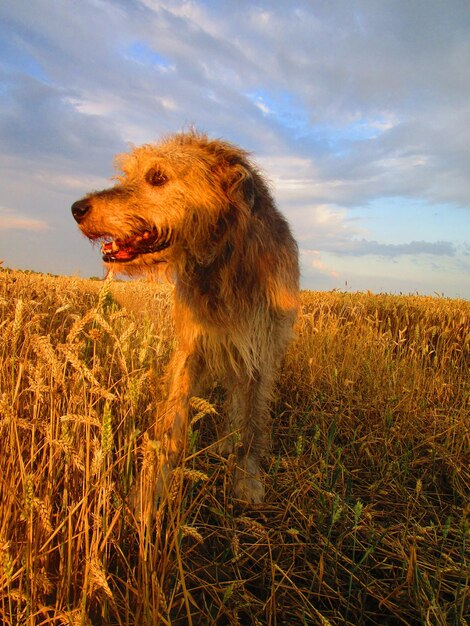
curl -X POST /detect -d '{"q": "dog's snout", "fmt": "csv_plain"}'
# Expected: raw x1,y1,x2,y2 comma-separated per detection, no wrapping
71,198,91,223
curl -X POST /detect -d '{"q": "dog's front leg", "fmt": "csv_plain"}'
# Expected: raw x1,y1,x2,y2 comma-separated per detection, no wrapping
160,349,203,462
135,349,203,508
225,369,274,504
131,350,202,517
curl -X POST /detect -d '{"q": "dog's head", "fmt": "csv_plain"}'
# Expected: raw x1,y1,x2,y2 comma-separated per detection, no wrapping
71,132,259,275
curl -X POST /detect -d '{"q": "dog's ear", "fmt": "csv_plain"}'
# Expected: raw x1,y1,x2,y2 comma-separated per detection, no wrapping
225,163,255,212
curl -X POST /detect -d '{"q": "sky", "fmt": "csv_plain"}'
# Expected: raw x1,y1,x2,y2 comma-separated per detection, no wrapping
1,0,469,299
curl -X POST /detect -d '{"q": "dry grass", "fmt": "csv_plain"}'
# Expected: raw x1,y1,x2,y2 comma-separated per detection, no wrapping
0,269,468,625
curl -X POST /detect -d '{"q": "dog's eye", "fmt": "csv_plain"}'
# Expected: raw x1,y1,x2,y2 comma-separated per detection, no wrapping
146,168,168,187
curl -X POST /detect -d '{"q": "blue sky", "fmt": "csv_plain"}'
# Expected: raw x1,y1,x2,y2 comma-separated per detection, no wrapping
0,0,469,298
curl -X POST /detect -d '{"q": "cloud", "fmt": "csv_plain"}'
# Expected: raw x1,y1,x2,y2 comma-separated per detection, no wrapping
301,249,339,278
325,239,456,258
0,75,123,173
0,0,469,296
0,207,49,231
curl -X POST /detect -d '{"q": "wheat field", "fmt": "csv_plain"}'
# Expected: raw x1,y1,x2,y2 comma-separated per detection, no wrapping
0,269,468,625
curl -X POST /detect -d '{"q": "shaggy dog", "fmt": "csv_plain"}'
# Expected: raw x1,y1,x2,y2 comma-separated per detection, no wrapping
71,131,299,503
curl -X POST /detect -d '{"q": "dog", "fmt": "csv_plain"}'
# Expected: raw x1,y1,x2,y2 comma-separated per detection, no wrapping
71,131,299,502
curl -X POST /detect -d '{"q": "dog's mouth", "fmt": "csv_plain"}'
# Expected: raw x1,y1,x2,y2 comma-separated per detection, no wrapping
100,227,172,263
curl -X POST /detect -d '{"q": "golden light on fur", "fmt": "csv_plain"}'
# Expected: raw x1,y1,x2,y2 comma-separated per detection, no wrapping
72,131,300,502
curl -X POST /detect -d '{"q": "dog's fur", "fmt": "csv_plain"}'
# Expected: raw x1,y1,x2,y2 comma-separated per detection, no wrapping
72,131,299,502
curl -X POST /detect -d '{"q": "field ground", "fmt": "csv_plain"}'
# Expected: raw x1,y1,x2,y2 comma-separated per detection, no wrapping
0,269,468,625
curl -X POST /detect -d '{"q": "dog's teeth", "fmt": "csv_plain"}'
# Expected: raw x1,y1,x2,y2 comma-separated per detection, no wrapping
111,241,119,252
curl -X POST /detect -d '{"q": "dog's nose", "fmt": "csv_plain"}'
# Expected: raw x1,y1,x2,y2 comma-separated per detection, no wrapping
71,198,91,223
